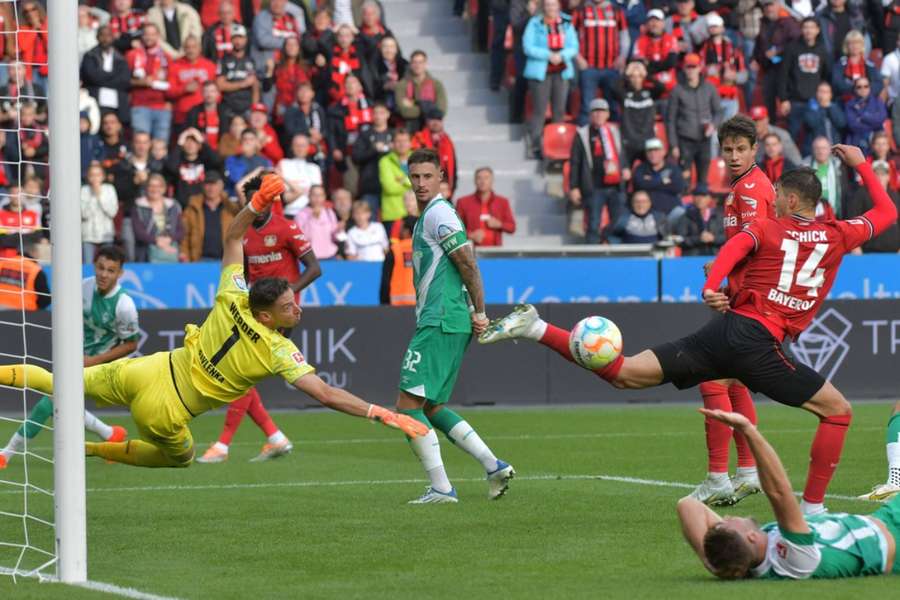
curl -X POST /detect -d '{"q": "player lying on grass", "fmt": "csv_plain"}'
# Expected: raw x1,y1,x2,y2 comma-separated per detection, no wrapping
0,174,427,468
481,144,898,515
678,408,900,580
858,401,900,502
0,245,133,469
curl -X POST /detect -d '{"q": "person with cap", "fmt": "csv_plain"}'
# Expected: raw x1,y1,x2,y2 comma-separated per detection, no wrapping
215,22,259,123
749,104,803,165
667,52,722,186
570,0,629,124
632,137,687,216
844,158,900,253
168,35,217,130
248,102,285,163
411,107,458,198
181,169,240,262
567,97,627,243
673,182,725,255
752,0,800,118
776,17,831,146
632,8,679,96
455,167,517,247
164,126,223,207
696,12,747,121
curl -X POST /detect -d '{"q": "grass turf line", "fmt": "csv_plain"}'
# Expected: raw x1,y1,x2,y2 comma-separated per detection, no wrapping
0,401,897,599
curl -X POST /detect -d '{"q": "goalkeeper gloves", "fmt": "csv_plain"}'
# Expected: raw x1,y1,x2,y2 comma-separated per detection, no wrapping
366,404,428,438
249,174,285,214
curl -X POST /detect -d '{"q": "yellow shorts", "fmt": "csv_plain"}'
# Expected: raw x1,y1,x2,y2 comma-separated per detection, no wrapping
84,351,194,458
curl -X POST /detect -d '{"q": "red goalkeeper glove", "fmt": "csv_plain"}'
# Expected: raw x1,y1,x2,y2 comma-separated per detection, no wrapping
249,174,285,214
366,404,428,438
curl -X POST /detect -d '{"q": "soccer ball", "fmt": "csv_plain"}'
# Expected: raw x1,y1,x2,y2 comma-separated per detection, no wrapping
568,316,623,370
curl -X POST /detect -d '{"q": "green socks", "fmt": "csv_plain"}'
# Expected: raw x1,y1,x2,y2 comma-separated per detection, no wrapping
17,395,53,438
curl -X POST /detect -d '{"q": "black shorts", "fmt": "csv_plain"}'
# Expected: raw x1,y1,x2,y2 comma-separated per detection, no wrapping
651,312,825,407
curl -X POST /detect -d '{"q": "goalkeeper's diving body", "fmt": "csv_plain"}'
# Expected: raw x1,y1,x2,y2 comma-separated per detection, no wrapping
0,173,428,468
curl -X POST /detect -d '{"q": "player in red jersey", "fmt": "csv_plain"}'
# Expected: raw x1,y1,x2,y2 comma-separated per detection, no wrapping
197,170,322,464
690,115,777,507
481,144,898,516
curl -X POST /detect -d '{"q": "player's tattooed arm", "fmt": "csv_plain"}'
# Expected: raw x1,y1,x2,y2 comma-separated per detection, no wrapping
449,244,488,335
676,496,722,574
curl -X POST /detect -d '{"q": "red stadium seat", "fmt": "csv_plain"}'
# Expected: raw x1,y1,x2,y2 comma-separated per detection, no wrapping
885,119,897,154
654,121,668,152
707,158,729,194
562,160,571,195
542,123,577,162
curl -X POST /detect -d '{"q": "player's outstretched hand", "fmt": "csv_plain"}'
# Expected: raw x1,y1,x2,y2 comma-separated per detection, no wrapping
699,408,753,431
250,173,286,213
702,289,729,313
367,404,429,438
832,144,865,168
471,312,489,336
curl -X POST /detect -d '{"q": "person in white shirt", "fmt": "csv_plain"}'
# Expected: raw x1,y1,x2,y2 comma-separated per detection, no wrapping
277,133,323,217
345,200,388,261
881,36,900,105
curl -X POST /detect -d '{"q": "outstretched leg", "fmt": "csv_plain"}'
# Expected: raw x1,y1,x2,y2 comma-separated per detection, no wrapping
800,381,853,514
0,395,53,468
397,390,456,503
86,439,192,468
196,390,254,463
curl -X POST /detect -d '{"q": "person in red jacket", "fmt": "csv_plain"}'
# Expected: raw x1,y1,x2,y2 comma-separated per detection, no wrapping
127,23,173,143
248,103,285,164
631,9,679,95
454,167,517,247
17,1,48,86
411,108,458,197
168,35,217,128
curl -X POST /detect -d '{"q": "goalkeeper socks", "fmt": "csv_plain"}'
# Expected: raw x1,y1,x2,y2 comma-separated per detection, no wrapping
1,433,24,459
728,383,758,468
885,413,900,486
0,364,53,395
802,413,851,503
429,407,499,472
17,395,54,438
700,382,732,474
219,391,254,445
86,440,189,468
83,409,113,441
401,409,452,494
245,389,279,438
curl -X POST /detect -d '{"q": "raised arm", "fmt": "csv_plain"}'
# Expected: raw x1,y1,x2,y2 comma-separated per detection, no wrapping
676,497,723,574
834,144,899,237
222,174,285,268
448,243,487,335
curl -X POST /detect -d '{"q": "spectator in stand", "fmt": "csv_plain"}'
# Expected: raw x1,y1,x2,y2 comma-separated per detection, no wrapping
571,0,629,124
251,0,307,71
617,60,664,166
164,127,222,207
632,137,686,216
15,103,48,180
667,0,702,56
81,114,102,179
816,0,867,61
107,0,146,54
868,132,899,191
20,176,45,230
396,49,449,133
509,0,540,123
378,129,414,232
185,80,224,151
330,73,373,159
199,0,256,31
752,0,800,119
697,12,746,121
881,35,900,105
411,108,458,198
380,215,417,306
777,17,831,145
248,103,284,164
387,190,419,240
609,190,671,244
295,184,339,260
567,98,627,244
282,81,332,164
181,170,239,261
216,23,258,122
224,128,272,195
352,102,393,213
832,30,882,101
345,200,389,261
146,0,202,59
749,105,803,165
632,9,679,96
844,160,900,252
844,76,888,152
80,163,119,263
168,35,216,130
0,186,39,236
331,186,354,257
216,113,246,158
98,112,135,202
127,23,173,144
886,0,900,55
324,0,386,30
0,62,45,129
267,36,310,123
202,0,238,60
489,0,511,91
121,131,162,221
760,132,798,182
373,35,407,110
673,183,725,256
81,26,132,126
80,87,101,135
357,1,392,58
667,53,721,185
300,8,335,83
736,0,763,107
132,173,184,262
805,135,850,218
277,133,323,217
803,80,846,149
17,1,49,89
455,166,517,247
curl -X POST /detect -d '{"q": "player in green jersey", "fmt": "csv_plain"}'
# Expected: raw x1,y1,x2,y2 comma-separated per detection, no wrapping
678,408,899,580
396,149,514,504
0,246,135,468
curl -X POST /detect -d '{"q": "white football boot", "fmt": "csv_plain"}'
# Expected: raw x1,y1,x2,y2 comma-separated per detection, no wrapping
690,475,735,506
487,460,515,500
730,472,762,504
478,304,540,345
857,483,900,502
408,487,459,504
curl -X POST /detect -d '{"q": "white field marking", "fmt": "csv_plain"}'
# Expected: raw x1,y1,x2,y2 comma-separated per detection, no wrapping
0,567,182,600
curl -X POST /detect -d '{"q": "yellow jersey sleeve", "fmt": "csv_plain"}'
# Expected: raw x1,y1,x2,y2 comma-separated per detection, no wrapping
271,336,315,385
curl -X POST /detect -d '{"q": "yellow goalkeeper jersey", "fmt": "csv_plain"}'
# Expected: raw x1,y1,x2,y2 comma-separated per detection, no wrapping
171,263,314,415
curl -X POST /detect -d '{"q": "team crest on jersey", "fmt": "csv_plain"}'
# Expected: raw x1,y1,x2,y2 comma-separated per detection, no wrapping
291,351,305,364
776,542,788,559
232,274,248,291
264,235,277,247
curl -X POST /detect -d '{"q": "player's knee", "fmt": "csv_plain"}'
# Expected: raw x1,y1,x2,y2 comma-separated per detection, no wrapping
170,449,194,468
809,384,852,420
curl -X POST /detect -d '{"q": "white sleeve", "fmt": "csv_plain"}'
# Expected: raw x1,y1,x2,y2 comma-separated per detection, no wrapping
767,531,821,579
426,202,468,255
114,294,140,342
345,228,358,256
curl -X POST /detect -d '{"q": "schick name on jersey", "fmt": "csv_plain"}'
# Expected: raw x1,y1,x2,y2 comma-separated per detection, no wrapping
786,230,829,243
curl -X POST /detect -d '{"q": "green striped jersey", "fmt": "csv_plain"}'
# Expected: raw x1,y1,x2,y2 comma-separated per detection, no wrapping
82,277,140,357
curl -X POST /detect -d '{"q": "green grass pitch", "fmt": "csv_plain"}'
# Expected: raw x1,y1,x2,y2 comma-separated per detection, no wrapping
0,400,898,599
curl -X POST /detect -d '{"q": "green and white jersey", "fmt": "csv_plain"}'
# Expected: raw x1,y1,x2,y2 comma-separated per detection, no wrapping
752,513,891,580
82,277,140,357
411,195,471,333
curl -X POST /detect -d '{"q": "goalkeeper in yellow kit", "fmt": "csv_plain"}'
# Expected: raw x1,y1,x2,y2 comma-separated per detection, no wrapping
0,174,428,468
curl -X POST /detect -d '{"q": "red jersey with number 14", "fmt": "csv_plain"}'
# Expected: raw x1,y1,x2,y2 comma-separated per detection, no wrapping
242,212,312,300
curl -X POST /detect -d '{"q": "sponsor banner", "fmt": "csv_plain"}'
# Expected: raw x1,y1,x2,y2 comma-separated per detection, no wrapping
2,300,896,409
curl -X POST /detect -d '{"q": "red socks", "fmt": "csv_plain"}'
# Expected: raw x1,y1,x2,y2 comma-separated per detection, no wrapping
729,383,757,468
700,382,732,473
217,388,278,444
246,388,278,437
803,413,852,504
538,324,624,382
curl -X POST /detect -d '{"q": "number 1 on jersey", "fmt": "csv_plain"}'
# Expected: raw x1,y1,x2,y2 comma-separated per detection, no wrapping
211,325,240,365
777,239,827,297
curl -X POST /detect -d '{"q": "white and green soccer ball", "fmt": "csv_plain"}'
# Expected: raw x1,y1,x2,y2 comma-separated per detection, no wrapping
568,316,623,370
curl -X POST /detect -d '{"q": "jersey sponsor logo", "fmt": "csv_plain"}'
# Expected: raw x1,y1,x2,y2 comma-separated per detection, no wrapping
786,230,828,243
264,234,277,247
247,251,284,264
767,288,816,311
790,307,852,381
741,196,757,209
724,215,738,227
231,274,248,291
